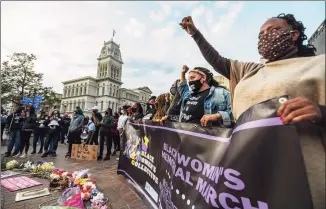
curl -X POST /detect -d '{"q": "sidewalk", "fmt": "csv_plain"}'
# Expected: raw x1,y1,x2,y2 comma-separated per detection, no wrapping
0,143,148,209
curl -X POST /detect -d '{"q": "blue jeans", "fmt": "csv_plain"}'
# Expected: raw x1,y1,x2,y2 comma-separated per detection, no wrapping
45,133,57,153
7,130,20,154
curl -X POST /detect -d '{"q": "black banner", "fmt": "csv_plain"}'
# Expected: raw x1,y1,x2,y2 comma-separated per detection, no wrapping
117,96,313,209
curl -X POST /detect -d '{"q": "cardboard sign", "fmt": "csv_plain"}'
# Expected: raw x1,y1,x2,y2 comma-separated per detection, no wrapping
71,144,98,161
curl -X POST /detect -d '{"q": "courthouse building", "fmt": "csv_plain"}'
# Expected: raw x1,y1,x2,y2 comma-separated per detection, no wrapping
60,38,152,115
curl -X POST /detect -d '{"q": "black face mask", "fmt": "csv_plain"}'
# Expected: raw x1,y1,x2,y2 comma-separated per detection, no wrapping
188,79,202,93
170,86,177,95
131,108,137,113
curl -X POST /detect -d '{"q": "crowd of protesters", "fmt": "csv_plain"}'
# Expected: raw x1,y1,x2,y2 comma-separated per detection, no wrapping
0,12,324,208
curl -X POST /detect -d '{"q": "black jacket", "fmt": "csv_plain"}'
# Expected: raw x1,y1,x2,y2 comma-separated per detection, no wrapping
6,113,24,131
22,113,37,131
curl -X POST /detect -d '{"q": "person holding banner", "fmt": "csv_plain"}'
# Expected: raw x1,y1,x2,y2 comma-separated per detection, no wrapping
130,103,144,121
19,105,37,158
152,94,167,122
178,65,233,127
180,13,325,208
65,107,84,158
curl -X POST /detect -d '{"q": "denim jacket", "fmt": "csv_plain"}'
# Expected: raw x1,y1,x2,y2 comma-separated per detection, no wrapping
178,80,233,127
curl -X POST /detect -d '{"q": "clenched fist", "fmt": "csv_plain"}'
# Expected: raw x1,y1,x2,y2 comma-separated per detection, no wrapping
182,65,189,74
179,16,198,35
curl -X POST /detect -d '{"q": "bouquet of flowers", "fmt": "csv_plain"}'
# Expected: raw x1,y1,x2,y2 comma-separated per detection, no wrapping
5,160,19,170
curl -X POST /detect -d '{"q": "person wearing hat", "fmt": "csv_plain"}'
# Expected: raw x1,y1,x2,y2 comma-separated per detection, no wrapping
91,106,103,145
178,65,233,127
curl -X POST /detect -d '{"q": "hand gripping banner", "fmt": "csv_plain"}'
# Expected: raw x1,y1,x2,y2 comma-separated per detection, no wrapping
117,96,313,209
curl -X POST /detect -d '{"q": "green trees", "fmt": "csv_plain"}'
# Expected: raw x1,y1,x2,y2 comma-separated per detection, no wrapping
1,52,60,109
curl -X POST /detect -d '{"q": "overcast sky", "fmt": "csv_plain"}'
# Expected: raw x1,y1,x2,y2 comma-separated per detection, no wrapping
1,1,325,96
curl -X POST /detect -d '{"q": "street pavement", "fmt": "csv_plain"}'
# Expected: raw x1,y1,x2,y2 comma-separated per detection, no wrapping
0,142,148,209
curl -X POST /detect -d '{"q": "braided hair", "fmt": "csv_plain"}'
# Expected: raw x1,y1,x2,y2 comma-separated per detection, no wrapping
275,13,316,57
193,67,224,88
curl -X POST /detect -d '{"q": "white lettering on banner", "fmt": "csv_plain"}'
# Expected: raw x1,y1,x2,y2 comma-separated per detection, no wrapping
161,143,269,209
133,161,159,184
196,177,269,209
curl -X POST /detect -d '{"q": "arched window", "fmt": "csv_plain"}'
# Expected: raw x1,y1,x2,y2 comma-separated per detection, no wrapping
84,83,87,95
72,86,75,96
77,100,81,107
108,101,111,110
112,102,115,111
95,101,98,107
97,84,100,96
102,83,105,96
64,89,67,98
80,87,82,96
101,101,103,111
109,84,112,96
76,85,79,96
73,100,76,110
69,101,72,111
111,65,114,78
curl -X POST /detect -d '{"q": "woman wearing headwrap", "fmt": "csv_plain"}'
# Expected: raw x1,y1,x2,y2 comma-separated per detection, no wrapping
65,106,84,158
178,65,233,127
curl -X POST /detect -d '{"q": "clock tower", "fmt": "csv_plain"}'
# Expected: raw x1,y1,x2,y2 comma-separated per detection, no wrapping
96,38,123,80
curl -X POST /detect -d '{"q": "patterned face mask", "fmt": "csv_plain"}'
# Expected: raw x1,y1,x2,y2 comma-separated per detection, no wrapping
258,28,293,61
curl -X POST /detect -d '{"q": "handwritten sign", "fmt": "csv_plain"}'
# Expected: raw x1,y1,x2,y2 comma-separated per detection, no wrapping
71,144,98,161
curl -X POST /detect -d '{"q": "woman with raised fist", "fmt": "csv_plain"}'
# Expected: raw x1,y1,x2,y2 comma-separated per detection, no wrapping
180,14,325,208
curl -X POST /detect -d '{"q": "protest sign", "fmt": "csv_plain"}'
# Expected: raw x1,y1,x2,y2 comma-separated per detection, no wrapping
71,144,98,161
117,96,313,209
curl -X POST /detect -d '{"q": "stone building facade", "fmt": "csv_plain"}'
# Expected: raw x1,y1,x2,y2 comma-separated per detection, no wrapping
60,39,152,116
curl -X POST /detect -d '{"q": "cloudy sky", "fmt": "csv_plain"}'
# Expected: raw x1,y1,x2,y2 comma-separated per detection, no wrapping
1,1,325,96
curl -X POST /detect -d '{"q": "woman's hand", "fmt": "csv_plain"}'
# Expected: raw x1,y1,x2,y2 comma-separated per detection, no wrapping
277,97,322,124
179,16,198,35
200,114,221,127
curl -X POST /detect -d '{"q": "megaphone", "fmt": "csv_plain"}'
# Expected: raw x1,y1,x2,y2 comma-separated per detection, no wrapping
80,128,88,140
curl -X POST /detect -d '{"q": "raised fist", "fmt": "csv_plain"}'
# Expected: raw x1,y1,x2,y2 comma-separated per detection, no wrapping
182,65,189,74
179,16,198,35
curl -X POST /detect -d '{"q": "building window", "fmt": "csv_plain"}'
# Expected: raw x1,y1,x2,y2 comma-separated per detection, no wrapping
72,88,74,97
108,101,111,110
82,99,85,109
112,102,115,111
76,86,79,96
73,100,76,110
97,84,100,96
101,101,103,111
80,87,82,96
102,83,105,96
110,84,112,96
111,65,114,78
95,101,98,107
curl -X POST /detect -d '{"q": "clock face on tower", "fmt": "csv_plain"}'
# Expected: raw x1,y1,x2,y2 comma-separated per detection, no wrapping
114,51,119,58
